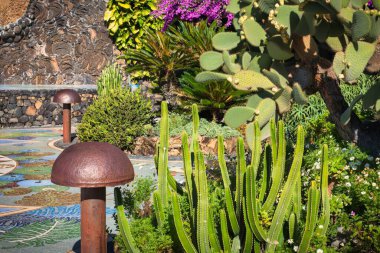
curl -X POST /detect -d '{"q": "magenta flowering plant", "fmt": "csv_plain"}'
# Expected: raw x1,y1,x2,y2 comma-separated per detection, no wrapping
152,0,233,30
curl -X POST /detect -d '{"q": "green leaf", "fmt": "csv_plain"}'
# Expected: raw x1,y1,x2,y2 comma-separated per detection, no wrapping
118,2,131,9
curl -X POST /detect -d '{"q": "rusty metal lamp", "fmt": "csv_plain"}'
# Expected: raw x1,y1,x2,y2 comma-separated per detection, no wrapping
53,89,81,144
51,142,135,253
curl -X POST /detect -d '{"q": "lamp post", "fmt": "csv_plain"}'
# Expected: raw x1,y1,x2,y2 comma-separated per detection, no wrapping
51,142,135,253
53,89,81,144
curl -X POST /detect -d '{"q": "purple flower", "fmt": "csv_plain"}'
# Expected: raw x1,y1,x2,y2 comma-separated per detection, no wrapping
152,0,233,30
350,211,356,216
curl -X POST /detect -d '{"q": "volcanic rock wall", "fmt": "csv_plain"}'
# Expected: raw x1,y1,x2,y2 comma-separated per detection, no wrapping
0,87,97,127
0,0,117,85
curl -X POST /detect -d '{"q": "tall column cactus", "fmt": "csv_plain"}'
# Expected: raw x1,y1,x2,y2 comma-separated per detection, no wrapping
115,102,331,252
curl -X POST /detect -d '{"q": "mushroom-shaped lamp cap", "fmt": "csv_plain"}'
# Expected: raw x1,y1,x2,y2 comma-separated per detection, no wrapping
53,89,81,104
52,142,134,187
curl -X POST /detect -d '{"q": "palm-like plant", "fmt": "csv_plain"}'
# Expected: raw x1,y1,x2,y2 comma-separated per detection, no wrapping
179,71,249,121
122,29,194,104
122,21,224,106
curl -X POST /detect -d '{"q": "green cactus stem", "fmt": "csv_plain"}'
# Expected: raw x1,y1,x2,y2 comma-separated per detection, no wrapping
266,125,305,252
298,181,321,253
218,135,240,235
171,192,198,253
220,209,232,253
114,188,140,253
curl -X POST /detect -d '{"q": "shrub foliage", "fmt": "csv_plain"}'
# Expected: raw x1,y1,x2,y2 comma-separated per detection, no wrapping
78,89,152,150
104,0,162,51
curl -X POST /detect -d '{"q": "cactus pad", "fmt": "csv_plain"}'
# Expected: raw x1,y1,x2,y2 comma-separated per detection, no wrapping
212,32,241,51
267,35,294,61
224,106,256,128
243,18,266,47
230,70,274,91
352,11,371,41
344,41,376,82
195,71,230,82
200,51,224,71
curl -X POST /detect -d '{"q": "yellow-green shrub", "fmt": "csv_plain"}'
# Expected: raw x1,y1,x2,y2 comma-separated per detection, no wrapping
78,88,152,150
104,0,162,51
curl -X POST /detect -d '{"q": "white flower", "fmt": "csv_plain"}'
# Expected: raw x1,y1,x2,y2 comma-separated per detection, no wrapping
344,165,350,170
317,249,324,253
293,246,299,252
352,166,357,171
287,239,294,244
318,225,324,229
345,182,351,187
340,242,345,246
317,151,322,155
372,183,377,187
349,156,355,161
361,191,366,195
344,175,349,179
302,205,306,210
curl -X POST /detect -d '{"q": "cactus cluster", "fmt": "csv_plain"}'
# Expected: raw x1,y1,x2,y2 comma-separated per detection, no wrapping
115,102,331,252
196,0,380,141
96,64,123,97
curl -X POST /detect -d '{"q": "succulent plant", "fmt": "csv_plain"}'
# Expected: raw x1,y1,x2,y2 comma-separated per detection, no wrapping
115,102,331,252
195,0,380,151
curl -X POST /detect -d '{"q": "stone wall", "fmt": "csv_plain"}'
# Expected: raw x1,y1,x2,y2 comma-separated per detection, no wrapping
0,87,97,127
0,0,117,85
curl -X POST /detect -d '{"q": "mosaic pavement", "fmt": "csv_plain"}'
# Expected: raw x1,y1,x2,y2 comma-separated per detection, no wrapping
0,127,184,252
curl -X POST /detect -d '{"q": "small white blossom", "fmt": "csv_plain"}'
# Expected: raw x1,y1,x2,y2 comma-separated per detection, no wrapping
349,156,355,161
345,182,351,187
287,239,294,244
340,242,345,246
361,191,366,195
352,166,357,171
293,246,299,252
372,183,377,187
344,175,349,179
318,225,324,229
317,249,324,253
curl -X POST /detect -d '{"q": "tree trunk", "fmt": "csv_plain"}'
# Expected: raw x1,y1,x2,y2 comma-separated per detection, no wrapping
314,59,380,156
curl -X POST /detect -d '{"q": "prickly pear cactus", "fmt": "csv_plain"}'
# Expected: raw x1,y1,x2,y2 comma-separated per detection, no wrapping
196,0,380,138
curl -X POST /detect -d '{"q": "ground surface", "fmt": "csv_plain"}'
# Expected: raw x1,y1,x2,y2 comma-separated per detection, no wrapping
0,0,30,26
0,127,184,252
